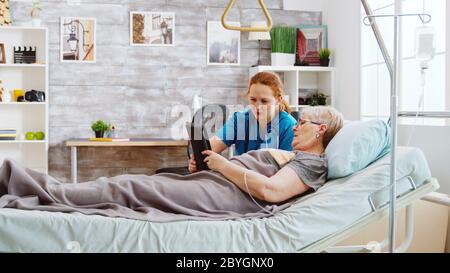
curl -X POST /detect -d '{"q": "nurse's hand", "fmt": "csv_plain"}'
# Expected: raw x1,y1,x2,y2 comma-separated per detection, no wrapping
188,154,198,173
202,150,229,172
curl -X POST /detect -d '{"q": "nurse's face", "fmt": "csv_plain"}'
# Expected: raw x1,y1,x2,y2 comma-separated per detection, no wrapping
247,83,280,123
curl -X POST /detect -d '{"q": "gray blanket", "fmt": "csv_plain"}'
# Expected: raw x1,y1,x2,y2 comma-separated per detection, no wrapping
0,153,296,222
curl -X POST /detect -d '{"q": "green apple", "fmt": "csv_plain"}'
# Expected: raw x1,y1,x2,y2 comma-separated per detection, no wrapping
25,132,35,140
36,131,45,140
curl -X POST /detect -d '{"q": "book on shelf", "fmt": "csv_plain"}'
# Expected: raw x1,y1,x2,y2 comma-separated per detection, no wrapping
0,129,17,140
0,137,16,140
89,138,130,142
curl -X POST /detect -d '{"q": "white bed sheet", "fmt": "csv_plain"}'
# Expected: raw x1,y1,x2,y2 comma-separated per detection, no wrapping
0,147,433,252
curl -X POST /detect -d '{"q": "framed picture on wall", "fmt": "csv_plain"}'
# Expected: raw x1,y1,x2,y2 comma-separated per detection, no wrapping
0,0,12,26
296,25,328,66
60,17,96,63
207,21,240,66
130,12,175,46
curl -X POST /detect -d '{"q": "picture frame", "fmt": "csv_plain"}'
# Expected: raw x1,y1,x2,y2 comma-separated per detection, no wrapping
0,43,5,63
0,0,12,26
207,21,241,66
130,11,175,46
60,17,96,63
296,25,328,66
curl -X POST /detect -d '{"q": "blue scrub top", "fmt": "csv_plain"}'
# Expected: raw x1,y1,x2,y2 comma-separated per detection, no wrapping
216,108,297,155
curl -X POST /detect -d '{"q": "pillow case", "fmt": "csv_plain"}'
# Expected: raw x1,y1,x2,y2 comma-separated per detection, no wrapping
325,119,391,179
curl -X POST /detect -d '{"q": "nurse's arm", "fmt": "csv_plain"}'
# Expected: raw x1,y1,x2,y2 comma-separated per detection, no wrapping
209,135,228,153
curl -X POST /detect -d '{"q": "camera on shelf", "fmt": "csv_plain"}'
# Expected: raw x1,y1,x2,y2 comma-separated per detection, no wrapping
25,90,45,102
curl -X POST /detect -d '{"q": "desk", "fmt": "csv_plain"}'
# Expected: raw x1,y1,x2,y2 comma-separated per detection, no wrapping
65,138,188,183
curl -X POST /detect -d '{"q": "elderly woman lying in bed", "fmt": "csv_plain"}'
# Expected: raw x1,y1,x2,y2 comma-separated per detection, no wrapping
0,106,343,222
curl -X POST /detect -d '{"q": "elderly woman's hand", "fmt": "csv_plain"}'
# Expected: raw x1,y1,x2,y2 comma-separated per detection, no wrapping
188,154,198,173
202,150,229,172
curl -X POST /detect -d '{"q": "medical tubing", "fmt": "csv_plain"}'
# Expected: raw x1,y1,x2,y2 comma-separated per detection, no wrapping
243,170,274,215
406,68,427,146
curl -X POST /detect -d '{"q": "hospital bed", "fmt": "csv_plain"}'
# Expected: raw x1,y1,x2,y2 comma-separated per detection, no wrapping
0,147,438,253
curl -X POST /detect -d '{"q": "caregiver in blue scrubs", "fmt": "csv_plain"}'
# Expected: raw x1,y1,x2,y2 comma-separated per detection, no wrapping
189,71,297,173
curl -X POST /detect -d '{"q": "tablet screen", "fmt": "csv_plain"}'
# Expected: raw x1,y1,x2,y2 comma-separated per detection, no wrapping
186,122,211,171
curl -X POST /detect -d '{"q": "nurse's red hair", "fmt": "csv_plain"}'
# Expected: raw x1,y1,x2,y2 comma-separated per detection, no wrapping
246,71,291,114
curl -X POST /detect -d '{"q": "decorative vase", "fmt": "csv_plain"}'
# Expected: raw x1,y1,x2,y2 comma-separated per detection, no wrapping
271,53,295,66
320,58,330,67
2,90,12,102
104,130,116,138
95,131,104,138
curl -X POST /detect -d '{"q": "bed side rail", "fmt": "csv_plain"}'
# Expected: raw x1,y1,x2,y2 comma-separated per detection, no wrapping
318,178,439,253
368,176,417,212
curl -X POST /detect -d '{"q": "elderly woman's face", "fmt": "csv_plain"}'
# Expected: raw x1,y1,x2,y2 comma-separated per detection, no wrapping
291,114,322,151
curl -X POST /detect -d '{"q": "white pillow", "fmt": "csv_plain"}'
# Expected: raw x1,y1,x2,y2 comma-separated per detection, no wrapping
325,119,391,179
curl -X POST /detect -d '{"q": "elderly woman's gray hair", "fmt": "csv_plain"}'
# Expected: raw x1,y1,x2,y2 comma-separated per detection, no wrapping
301,106,344,148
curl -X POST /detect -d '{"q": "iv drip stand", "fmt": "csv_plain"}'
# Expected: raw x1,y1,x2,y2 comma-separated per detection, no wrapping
360,0,431,253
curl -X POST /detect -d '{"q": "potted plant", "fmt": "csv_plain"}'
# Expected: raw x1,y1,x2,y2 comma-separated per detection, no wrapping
270,26,297,66
30,0,42,27
307,93,328,106
91,120,110,138
318,48,331,67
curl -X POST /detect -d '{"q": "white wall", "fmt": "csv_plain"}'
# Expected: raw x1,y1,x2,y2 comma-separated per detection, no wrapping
323,0,361,121
283,0,325,12
284,0,361,120
447,1,450,113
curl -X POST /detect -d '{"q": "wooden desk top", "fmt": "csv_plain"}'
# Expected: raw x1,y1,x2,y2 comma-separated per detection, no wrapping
65,138,188,147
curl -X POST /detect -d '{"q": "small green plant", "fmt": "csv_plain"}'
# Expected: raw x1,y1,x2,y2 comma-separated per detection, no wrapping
270,26,297,54
91,120,110,132
318,48,331,60
307,93,328,106
30,0,42,18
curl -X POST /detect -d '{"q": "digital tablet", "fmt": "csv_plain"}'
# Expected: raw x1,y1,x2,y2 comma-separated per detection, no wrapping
186,122,211,171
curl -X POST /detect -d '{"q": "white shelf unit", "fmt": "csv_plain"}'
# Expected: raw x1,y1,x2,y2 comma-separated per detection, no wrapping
0,64,46,68
249,66,335,112
0,27,49,174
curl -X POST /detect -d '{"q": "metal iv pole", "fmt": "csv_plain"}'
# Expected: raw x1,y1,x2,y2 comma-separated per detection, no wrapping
360,0,431,253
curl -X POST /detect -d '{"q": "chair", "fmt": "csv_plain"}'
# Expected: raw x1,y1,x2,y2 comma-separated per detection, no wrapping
155,104,229,175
